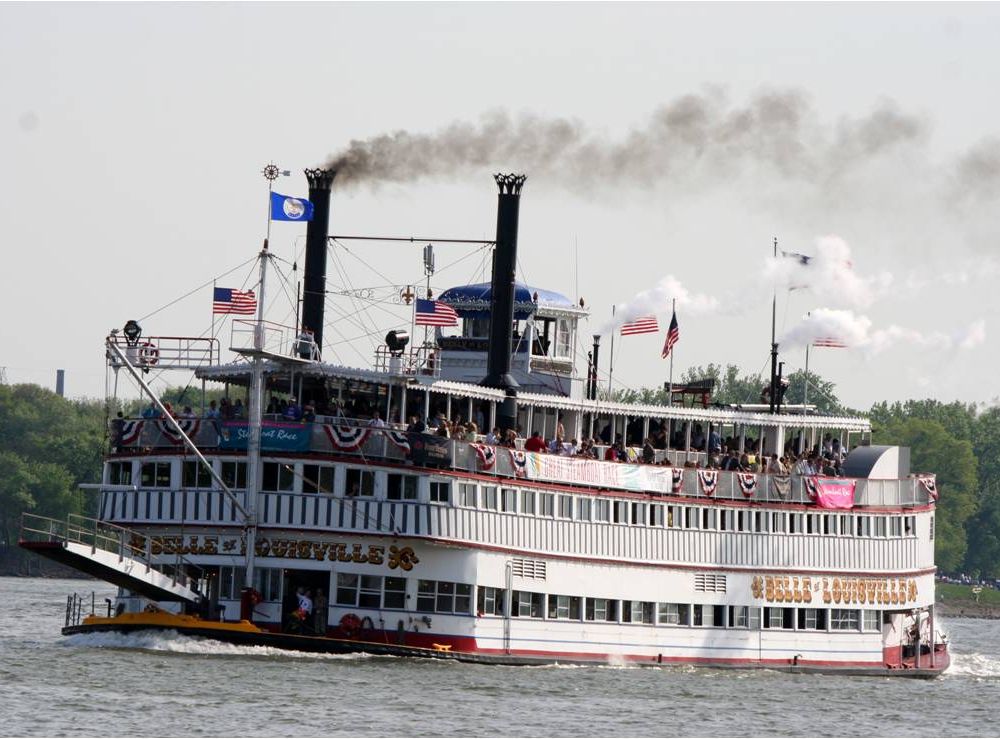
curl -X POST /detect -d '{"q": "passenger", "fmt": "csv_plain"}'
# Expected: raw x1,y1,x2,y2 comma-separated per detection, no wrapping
368,411,387,428
524,431,548,453
140,402,160,419
642,437,656,464
179,405,196,419
463,422,479,442
406,415,426,433
284,400,303,421
232,399,245,419
302,404,316,423
548,434,564,454
501,429,517,448
219,398,233,420
436,421,450,439
485,427,501,445
205,400,221,419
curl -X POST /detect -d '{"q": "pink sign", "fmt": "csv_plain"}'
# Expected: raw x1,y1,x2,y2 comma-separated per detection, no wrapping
805,477,856,509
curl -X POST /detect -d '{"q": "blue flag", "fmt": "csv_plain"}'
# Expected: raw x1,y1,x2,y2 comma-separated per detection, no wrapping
270,192,314,222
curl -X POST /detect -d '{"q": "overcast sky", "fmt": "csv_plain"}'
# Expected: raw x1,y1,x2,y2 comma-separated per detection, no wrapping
3,2,1000,410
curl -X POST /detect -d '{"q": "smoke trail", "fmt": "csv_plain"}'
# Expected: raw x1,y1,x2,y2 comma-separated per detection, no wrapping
323,89,928,190
597,275,720,335
764,236,893,310
779,308,986,354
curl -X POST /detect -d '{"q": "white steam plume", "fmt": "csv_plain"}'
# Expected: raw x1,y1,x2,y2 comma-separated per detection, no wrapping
598,276,719,336
764,235,892,309
780,308,986,354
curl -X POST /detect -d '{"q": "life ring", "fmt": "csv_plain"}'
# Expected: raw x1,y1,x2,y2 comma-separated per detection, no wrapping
339,612,362,639
139,341,159,366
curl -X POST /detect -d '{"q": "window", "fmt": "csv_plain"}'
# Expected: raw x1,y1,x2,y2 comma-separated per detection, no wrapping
830,609,860,631
736,510,747,532
108,461,132,486
930,515,935,540
692,604,714,627
336,573,360,606
840,514,851,537
359,575,382,607
520,490,535,515
547,594,582,620
890,517,902,537
387,473,418,501
719,509,729,531
477,586,505,616
623,600,654,624
701,508,716,530
383,577,407,609
302,464,334,494
764,607,794,629
650,504,665,527
418,580,472,614
630,502,646,526
585,598,618,622
140,462,171,488
754,510,768,533
594,499,611,522
614,501,629,524
863,610,880,632
540,493,555,517
577,498,592,521
729,605,750,628
668,506,681,528
875,516,887,537
824,515,836,535
558,495,573,519
429,481,451,504
182,461,213,489
658,602,689,626
555,318,572,358
789,513,801,534
771,512,785,533
905,516,916,537
513,590,544,618
502,488,518,513
344,468,374,497
220,461,247,490
482,486,499,511
685,507,698,529
261,462,294,492
856,516,871,537
797,608,826,630
220,566,280,602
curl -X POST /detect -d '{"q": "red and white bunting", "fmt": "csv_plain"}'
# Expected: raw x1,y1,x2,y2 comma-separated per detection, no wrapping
697,469,718,496
472,443,497,470
918,474,938,500
737,472,757,498
671,468,684,494
323,424,371,451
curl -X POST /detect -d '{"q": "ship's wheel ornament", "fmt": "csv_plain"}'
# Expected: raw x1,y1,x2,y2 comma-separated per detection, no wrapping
262,163,280,181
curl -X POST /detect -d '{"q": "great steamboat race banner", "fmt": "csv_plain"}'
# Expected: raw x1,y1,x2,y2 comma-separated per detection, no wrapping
509,451,680,494
217,421,312,452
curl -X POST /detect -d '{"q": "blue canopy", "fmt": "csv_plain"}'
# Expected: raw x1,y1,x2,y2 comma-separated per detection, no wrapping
438,282,576,319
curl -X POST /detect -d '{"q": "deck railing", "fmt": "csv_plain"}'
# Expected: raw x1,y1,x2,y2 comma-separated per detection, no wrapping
106,418,931,507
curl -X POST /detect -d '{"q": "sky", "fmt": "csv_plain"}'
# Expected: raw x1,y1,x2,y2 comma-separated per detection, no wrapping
3,2,1000,411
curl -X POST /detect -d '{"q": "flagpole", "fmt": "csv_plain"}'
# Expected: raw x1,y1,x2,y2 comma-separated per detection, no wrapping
804,343,810,407
668,298,675,406
768,236,779,413
607,305,616,396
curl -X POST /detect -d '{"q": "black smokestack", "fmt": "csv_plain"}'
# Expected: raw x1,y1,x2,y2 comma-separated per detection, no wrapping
482,173,525,430
303,168,336,357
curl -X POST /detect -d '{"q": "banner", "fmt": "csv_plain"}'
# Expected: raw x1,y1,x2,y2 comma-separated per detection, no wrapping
322,424,371,451
771,474,791,498
409,433,452,468
804,476,856,509
698,469,719,496
157,418,201,445
383,429,412,456
219,421,312,452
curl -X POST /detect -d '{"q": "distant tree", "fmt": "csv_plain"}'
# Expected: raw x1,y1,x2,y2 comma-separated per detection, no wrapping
783,369,841,414
877,417,977,572
680,364,765,406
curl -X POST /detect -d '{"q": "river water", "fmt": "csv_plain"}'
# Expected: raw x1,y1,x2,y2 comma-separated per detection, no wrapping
1,577,998,737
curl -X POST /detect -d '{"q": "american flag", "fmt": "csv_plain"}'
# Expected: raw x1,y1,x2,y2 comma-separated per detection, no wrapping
415,298,459,327
620,315,659,336
662,310,680,358
813,337,847,348
213,287,257,315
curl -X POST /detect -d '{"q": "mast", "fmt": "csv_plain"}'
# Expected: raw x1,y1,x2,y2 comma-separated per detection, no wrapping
768,237,779,414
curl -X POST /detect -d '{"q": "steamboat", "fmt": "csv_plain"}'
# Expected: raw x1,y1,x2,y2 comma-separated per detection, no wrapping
20,168,949,675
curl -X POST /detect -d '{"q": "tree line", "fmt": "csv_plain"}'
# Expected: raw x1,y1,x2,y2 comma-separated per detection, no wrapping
2,372,998,577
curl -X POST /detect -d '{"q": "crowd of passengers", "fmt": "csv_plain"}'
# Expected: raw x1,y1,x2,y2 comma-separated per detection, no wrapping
132,396,851,475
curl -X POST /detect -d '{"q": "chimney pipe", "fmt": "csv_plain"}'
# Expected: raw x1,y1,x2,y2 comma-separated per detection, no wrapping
590,335,601,400
302,168,336,358
481,173,526,431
